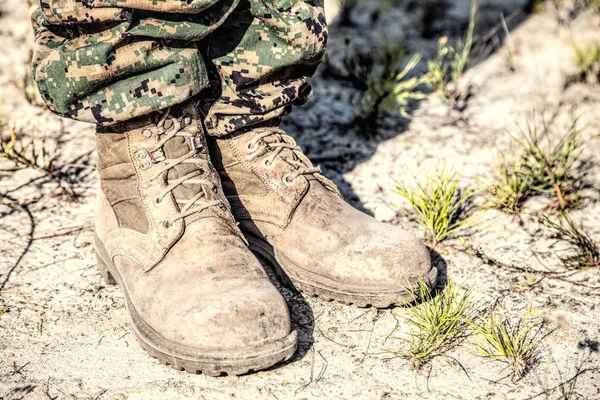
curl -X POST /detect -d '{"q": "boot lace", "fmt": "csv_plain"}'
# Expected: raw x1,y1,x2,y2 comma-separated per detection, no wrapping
148,110,221,227
245,127,321,186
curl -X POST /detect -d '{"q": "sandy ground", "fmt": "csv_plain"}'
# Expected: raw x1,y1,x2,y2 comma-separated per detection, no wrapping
1,1,599,399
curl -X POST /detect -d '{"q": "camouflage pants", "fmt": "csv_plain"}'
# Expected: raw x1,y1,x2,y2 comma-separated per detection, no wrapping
31,0,327,136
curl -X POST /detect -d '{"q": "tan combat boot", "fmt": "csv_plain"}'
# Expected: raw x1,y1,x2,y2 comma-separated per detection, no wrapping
207,126,437,308
93,103,296,375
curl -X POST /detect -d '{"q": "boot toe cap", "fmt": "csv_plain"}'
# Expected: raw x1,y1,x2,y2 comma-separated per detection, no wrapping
327,228,435,291
149,280,292,351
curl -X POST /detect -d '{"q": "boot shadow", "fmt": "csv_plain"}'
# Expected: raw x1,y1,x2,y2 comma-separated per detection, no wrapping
429,246,448,291
253,245,315,367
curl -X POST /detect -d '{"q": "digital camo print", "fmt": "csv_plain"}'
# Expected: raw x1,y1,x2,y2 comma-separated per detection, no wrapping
31,0,327,136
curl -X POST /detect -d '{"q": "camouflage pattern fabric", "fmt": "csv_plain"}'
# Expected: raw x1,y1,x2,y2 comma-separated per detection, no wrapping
31,0,327,136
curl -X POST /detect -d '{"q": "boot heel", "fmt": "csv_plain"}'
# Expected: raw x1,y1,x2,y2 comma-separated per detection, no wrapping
94,232,117,285
95,251,117,285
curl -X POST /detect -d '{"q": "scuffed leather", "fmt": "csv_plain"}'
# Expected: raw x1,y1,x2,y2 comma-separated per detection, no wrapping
209,128,433,292
95,102,292,351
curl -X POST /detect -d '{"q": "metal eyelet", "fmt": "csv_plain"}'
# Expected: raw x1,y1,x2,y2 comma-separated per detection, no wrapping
190,135,204,151
282,173,296,187
142,129,153,138
262,157,275,169
182,114,192,126
245,140,258,153
135,149,147,159
153,195,163,207
151,148,166,163
162,220,171,229
135,148,153,170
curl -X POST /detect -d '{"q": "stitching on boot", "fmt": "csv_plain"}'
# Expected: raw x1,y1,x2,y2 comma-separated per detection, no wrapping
228,137,281,193
227,137,294,228
127,131,156,229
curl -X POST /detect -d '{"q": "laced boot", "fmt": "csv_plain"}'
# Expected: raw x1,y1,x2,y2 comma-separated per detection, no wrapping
208,126,437,308
93,103,296,375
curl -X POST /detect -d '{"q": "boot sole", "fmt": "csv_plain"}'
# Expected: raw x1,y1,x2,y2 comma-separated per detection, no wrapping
94,233,297,376
247,235,438,308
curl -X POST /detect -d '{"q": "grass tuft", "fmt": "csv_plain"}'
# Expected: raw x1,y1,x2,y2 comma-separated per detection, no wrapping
387,54,430,120
515,117,591,210
488,116,593,212
393,160,477,245
324,40,428,132
323,39,406,92
355,50,429,124
0,121,81,198
0,125,57,174
572,41,600,85
486,148,534,213
392,280,478,370
540,212,599,271
472,306,546,381
426,0,477,101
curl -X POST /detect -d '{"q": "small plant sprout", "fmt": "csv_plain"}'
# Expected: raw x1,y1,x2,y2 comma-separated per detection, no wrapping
513,116,592,210
426,0,478,100
356,51,428,123
516,271,544,290
389,54,430,119
392,280,477,370
472,306,546,381
486,148,534,212
323,39,405,92
324,40,428,130
0,123,78,198
540,212,599,271
572,41,600,85
393,161,478,246
0,127,57,174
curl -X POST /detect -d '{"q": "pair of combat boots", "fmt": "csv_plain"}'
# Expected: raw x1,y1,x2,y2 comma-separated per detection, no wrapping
94,100,437,375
